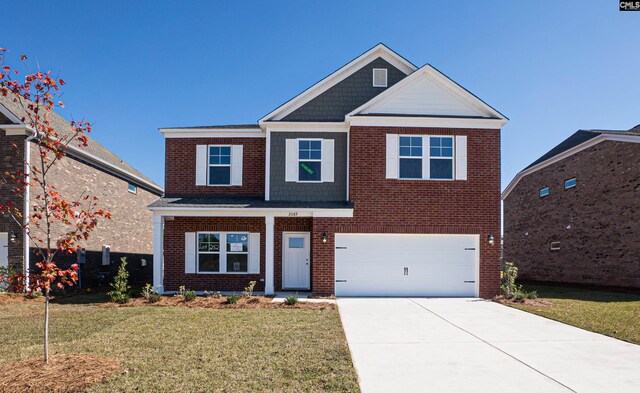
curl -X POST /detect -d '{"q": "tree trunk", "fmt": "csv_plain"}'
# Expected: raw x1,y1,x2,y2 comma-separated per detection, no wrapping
44,288,49,364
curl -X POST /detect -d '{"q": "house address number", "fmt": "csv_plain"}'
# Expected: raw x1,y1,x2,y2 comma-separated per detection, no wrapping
288,212,298,217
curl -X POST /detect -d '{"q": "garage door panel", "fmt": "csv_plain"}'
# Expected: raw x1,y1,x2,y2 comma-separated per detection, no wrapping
335,234,478,297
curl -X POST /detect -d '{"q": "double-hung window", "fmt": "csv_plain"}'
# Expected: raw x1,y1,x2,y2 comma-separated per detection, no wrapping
208,146,231,185
399,136,423,179
429,137,454,180
298,139,322,182
197,232,250,273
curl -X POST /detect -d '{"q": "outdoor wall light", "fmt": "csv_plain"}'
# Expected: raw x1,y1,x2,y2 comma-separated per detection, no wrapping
322,232,328,243
9,231,17,243
487,233,495,246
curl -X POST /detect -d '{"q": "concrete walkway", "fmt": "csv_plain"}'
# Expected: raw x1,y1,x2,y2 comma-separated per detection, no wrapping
337,298,640,393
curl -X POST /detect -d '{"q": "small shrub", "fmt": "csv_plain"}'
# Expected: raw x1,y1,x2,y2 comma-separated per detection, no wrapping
26,289,42,299
284,294,299,305
242,281,256,297
184,289,197,302
107,258,131,304
204,290,222,299
226,294,240,304
514,291,527,302
142,283,161,303
148,292,161,303
526,290,538,300
501,261,521,299
176,285,186,297
0,266,16,293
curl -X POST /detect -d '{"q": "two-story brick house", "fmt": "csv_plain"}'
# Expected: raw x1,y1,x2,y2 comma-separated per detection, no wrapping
150,44,507,297
503,126,640,288
1,95,163,287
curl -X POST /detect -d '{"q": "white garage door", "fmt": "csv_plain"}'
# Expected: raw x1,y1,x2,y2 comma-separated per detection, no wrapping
334,234,479,297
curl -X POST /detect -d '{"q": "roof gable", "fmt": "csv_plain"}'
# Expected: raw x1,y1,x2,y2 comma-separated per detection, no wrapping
259,43,417,123
348,64,506,120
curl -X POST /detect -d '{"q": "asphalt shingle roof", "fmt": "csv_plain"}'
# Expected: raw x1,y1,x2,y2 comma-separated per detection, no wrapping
0,95,162,193
526,126,640,170
149,195,354,210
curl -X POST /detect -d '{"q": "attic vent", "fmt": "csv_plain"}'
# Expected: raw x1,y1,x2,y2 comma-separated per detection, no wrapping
373,68,388,87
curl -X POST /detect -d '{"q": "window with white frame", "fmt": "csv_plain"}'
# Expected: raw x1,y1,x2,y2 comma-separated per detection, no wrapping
208,146,231,185
399,136,423,179
197,233,221,272
539,187,550,197
127,183,137,194
373,68,388,87
429,136,454,179
565,178,576,189
197,232,250,273
298,139,322,182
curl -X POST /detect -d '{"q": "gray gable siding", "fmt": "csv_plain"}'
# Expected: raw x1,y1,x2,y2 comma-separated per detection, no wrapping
281,57,407,122
269,132,347,201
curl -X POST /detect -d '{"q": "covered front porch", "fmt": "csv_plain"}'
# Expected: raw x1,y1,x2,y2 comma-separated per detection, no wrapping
148,196,353,295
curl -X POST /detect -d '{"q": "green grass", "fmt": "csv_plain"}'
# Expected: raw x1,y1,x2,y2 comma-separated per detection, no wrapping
0,294,359,392
510,284,640,345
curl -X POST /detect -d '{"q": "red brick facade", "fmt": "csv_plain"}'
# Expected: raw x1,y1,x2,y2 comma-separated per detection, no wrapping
164,137,265,196
162,126,502,298
504,140,640,288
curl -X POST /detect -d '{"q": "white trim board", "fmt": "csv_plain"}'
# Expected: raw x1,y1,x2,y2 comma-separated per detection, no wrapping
347,64,507,121
148,207,354,218
263,122,348,133
501,133,640,200
347,115,506,130
259,44,417,123
160,128,265,138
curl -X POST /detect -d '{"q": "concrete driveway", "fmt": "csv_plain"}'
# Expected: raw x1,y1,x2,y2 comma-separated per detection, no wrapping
337,298,640,393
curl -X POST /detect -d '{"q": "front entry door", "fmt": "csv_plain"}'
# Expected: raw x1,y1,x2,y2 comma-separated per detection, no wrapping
0,233,8,269
283,232,311,290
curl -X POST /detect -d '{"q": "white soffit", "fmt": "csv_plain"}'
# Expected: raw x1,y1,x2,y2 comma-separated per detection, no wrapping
259,44,418,123
348,65,506,120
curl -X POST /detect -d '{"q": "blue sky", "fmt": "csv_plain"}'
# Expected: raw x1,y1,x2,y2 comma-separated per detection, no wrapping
2,1,638,189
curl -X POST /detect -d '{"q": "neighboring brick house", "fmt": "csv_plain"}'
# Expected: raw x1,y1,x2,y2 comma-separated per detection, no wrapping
503,126,640,288
0,95,163,287
150,44,508,297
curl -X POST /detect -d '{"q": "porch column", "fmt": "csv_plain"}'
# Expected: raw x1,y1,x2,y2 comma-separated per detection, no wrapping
152,214,164,294
265,215,275,295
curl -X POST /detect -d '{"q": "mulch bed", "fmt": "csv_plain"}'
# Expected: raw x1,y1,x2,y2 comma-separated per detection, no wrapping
0,293,44,305
493,295,554,307
0,354,121,393
101,295,336,310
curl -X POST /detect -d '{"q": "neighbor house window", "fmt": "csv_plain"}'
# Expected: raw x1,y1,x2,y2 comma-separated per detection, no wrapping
197,233,220,272
550,241,561,251
429,137,454,180
399,136,423,179
539,187,550,197
208,146,231,185
226,233,249,273
298,139,322,182
373,68,388,87
565,178,577,189
127,183,137,194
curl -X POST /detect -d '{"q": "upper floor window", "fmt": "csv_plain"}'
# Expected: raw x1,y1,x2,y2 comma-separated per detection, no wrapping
127,183,137,194
429,137,454,180
208,145,231,185
399,136,422,179
539,187,549,197
298,139,322,182
565,178,576,189
373,68,388,87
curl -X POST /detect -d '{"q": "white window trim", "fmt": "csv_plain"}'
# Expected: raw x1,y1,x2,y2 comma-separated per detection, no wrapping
397,135,455,181
540,187,550,197
372,68,388,87
297,138,323,183
550,241,561,251
398,136,423,180
196,232,251,275
565,178,577,189
207,145,232,186
127,183,137,194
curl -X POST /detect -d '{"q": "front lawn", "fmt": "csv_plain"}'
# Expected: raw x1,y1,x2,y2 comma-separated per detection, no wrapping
0,294,359,392
509,284,640,345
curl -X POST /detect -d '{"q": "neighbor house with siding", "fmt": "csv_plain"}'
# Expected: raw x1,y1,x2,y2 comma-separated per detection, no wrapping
150,44,507,297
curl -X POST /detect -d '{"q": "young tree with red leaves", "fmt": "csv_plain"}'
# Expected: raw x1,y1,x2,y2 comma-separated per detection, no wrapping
0,48,111,363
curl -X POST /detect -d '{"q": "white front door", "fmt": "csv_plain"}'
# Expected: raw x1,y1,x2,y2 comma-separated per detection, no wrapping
0,233,8,269
283,232,311,290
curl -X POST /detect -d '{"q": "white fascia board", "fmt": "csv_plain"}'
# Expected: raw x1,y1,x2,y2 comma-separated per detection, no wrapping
148,207,354,218
2,124,31,135
346,115,507,130
0,104,22,124
347,65,506,121
501,133,640,200
259,44,417,123
263,122,348,133
160,128,265,138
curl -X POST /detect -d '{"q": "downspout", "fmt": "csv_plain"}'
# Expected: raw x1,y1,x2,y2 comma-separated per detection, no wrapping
23,131,36,289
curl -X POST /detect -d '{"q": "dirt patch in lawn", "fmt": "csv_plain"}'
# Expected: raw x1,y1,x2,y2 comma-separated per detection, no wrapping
100,295,336,310
0,293,45,305
493,295,554,307
0,354,121,392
